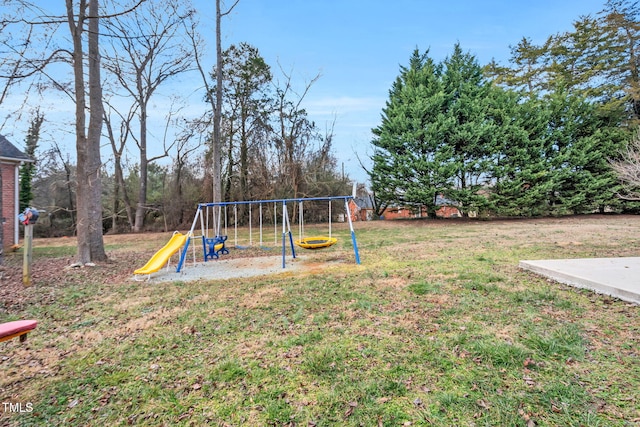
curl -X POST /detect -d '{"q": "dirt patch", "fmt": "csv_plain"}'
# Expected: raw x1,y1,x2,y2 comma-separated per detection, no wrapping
0,254,140,312
134,255,307,283
240,287,285,309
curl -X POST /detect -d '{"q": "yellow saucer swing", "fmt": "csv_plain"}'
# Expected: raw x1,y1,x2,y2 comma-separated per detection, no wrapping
295,235,337,249
293,200,338,250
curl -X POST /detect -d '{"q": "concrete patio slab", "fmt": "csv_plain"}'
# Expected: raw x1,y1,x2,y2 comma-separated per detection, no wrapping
519,257,640,305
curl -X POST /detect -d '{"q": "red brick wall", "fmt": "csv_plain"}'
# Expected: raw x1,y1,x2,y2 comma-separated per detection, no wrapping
435,206,462,218
351,201,461,221
347,200,358,222
1,162,17,247
348,199,373,222
381,206,428,220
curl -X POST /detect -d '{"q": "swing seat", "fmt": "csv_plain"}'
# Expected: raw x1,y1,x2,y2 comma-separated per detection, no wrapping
204,235,229,260
295,236,337,249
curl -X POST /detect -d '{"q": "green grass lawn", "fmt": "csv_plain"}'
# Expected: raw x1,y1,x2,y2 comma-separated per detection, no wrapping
1,216,639,426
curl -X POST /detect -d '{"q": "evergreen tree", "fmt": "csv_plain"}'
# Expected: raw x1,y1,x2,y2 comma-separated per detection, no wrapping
492,1,639,124
485,37,550,98
545,90,628,214
546,16,609,98
600,0,640,122
484,2,635,215
19,110,43,212
441,44,500,213
370,46,525,216
369,49,452,215
488,95,554,216
216,43,272,203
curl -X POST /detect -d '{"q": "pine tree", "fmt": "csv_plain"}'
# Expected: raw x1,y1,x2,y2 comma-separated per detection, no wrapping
492,1,639,124
369,48,452,215
488,95,554,216
485,3,635,215
600,0,640,122
370,45,533,216
485,37,550,98
19,111,43,212
441,44,500,213
545,90,628,213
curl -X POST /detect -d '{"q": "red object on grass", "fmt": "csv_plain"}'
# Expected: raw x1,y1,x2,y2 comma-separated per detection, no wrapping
0,320,38,343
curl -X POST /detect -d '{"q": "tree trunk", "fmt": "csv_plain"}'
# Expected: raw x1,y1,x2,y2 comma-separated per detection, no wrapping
174,160,184,225
86,0,107,260
68,0,107,263
240,118,248,201
224,135,234,201
134,102,148,232
213,0,223,203
68,0,89,261
113,152,134,229
134,157,148,231
104,117,135,229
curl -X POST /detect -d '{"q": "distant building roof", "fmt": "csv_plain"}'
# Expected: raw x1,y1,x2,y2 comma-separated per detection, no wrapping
353,196,375,210
435,193,459,206
0,134,32,163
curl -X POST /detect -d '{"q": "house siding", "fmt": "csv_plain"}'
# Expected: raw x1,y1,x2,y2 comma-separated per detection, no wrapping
349,198,462,221
1,161,18,247
381,206,428,220
348,199,373,222
435,206,462,218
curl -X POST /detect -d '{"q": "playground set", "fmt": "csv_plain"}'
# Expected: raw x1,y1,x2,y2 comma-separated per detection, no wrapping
133,196,360,280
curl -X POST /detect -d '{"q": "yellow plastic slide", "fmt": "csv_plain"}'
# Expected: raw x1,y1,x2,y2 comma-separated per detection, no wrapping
134,231,187,276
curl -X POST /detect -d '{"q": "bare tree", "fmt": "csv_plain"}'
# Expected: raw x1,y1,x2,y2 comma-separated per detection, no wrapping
182,0,239,204
0,142,3,263
0,3,65,261
0,4,68,129
2,1,147,260
69,0,147,259
102,0,195,231
169,118,205,226
66,0,107,262
103,99,136,229
273,66,321,202
611,132,640,200
50,141,76,230
213,0,241,203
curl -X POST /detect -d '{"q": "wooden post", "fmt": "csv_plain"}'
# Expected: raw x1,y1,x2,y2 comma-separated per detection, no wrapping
23,224,33,287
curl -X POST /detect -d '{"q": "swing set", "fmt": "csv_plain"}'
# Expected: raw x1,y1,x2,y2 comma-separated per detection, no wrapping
176,196,360,272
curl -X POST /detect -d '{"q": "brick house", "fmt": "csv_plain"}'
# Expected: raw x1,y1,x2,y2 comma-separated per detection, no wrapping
349,193,461,221
381,205,428,220
434,193,462,218
0,134,33,248
348,196,376,221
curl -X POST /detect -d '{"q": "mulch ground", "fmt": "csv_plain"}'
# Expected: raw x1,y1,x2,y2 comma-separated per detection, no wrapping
0,243,293,312
0,251,142,312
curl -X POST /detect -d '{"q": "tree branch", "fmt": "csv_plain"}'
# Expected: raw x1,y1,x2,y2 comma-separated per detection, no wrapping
220,0,241,17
